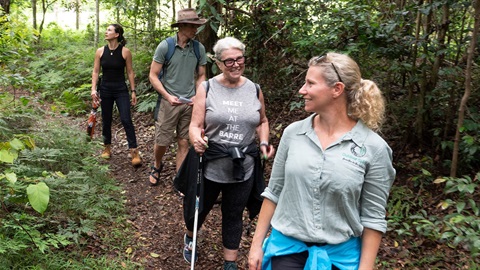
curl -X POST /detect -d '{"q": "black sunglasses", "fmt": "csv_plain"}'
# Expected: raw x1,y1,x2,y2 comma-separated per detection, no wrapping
313,55,343,83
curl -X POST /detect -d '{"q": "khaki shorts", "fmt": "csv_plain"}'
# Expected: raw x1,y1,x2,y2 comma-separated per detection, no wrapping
155,98,192,146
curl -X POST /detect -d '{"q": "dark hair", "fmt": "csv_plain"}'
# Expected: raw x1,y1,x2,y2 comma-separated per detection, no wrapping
110,24,127,46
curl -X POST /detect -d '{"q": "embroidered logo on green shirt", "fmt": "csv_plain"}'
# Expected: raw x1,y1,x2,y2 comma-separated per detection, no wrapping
350,144,367,157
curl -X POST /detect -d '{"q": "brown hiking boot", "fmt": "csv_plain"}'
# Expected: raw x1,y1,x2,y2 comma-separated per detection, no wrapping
130,148,142,166
101,144,111,159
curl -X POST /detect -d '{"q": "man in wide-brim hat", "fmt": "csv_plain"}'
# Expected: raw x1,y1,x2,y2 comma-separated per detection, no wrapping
148,8,207,197
171,8,208,27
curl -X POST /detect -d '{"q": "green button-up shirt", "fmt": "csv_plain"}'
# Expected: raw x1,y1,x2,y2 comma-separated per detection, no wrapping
262,114,396,244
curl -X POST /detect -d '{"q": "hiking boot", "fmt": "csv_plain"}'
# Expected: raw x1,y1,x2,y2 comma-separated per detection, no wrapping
183,234,198,263
130,148,142,166
224,261,238,270
100,144,111,159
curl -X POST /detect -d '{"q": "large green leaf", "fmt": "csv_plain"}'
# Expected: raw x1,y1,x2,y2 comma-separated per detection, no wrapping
0,149,17,163
9,138,25,151
26,182,50,214
5,172,17,184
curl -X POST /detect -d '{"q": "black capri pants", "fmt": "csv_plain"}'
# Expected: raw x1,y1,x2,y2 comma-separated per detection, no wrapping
186,175,254,250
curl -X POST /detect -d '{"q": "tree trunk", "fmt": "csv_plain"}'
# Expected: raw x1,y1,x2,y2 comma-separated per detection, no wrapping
450,0,480,177
75,0,79,30
431,2,450,156
32,0,37,29
157,0,161,30
133,0,138,51
443,5,470,152
146,0,155,32
0,0,10,14
431,3,449,88
38,0,47,39
409,0,423,102
413,0,428,143
95,0,99,47
196,1,220,79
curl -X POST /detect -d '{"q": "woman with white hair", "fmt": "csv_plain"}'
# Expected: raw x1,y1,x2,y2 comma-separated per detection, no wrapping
181,37,275,270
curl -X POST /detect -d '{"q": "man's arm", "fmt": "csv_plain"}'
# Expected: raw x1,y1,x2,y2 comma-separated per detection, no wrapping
149,61,179,105
195,65,206,91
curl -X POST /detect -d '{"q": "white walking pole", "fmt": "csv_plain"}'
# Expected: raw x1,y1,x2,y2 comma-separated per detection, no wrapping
190,155,202,270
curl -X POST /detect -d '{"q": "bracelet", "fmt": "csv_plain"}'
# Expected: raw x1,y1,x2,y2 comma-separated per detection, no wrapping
260,141,269,148
131,90,136,93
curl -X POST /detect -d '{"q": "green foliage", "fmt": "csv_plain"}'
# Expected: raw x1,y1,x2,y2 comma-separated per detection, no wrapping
132,49,158,113
0,13,35,88
408,155,436,189
25,24,94,114
441,118,480,174
387,185,417,239
391,172,480,259
0,93,134,268
0,134,48,216
136,91,158,113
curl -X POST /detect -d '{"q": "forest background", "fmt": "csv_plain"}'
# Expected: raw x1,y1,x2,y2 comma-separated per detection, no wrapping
1,0,480,269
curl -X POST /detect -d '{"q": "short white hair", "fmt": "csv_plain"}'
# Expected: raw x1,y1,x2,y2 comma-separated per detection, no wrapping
213,37,245,60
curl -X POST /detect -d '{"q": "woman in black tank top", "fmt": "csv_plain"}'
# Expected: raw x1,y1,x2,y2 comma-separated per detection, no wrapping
90,24,141,167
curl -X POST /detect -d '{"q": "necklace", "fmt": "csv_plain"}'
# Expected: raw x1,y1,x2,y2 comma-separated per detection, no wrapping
109,45,118,55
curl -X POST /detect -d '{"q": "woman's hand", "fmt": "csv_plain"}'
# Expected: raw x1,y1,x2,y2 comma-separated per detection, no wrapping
193,129,208,155
248,244,264,270
131,92,137,106
91,90,100,106
260,144,275,161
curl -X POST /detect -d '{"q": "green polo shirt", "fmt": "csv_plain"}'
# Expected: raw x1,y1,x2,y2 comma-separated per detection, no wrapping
153,35,207,98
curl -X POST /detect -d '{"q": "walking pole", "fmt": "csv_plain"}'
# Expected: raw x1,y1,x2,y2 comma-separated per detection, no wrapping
190,154,203,270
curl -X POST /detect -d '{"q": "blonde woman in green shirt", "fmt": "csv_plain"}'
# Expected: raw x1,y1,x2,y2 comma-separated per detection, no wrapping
249,53,395,270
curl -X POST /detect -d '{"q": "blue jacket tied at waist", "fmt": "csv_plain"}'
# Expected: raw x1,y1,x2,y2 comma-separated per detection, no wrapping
262,228,361,270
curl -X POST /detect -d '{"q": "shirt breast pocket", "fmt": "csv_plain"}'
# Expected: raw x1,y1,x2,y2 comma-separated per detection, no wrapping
336,157,366,192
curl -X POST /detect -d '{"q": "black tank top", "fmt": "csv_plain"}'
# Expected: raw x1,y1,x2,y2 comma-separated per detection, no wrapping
100,44,126,82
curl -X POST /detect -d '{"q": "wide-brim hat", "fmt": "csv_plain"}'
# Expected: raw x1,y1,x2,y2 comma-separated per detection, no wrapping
171,8,207,27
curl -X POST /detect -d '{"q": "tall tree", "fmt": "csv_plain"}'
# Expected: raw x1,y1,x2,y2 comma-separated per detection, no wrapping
451,0,480,177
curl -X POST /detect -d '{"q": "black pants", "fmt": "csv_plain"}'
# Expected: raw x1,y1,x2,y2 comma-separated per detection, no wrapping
271,251,341,269
186,176,254,250
99,81,137,148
